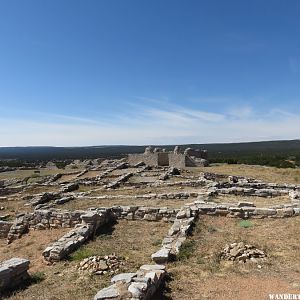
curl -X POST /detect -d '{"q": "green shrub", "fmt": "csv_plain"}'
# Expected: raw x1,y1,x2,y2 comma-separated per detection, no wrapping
31,271,45,283
239,220,253,228
177,240,196,261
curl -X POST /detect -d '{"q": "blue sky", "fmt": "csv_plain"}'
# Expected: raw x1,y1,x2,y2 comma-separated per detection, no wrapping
1,0,300,146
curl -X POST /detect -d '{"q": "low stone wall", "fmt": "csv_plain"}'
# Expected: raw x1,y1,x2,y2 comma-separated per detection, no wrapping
210,186,289,197
151,206,198,263
0,220,13,238
81,191,199,201
0,258,30,292
6,205,179,244
106,172,134,189
94,264,166,300
7,209,86,243
43,209,114,262
194,200,299,219
110,205,179,222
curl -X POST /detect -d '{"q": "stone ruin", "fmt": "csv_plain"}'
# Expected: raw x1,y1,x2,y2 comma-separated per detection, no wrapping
0,258,30,292
1,157,300,299
128,146,209,168
220,242,266,264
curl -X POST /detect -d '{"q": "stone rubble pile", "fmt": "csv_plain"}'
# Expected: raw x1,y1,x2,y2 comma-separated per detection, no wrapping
158,167,180,181
0,258,30,291
77,254,125,275
220,242,266,263
94,264,166,300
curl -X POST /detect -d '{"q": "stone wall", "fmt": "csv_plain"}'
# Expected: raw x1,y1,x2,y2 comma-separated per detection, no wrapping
128,146,208,168
128,153,159,167
168,153,187,168
94,264,166,300
157,152,169,166
0,220,13,238
7,209,86,243
110,205,179,222
43,209,114,262
0,258,30,292
152,205,197,263
194,200,299,219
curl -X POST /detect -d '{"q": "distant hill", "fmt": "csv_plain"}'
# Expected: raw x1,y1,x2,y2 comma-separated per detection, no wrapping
0,140,299,168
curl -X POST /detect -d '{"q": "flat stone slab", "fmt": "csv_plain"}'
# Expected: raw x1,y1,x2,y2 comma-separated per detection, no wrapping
93,284,120,299
111,272,136,284
151,248,170,264
140,264,166,272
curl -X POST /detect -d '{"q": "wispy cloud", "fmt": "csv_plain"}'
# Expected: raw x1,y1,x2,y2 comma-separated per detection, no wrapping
0,101,299,146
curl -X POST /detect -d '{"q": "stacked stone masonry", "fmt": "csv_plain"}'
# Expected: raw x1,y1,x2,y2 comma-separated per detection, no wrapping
0,258,30,292
42,209,114,262
94,264,166,300
0,221,13,238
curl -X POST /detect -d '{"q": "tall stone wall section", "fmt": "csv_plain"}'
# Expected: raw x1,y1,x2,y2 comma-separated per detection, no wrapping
168,153,187,168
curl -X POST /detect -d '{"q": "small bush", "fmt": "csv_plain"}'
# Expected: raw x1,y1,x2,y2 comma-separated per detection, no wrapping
31,272,45,283
177,240,196,261
239,220,253,228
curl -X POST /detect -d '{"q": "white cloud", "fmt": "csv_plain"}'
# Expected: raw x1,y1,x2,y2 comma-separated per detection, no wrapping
0,103,299,146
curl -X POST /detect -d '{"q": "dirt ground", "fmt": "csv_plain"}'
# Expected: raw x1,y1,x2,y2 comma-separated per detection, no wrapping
1,163,300,300
2,220,169,300
165,215,300,300
195,164,300,184
62,196,192,210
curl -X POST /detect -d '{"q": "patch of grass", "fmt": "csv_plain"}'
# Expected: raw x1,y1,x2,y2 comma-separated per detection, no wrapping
196,256,205,264
152,239,162,246
69,247,95,261
207,225,217,233
177,240,196,261
239,220,253,228
97,234,113,240
31,271,46,283
31,173,40,178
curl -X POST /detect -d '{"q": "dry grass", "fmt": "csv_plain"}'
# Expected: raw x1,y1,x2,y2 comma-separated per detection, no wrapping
2,220,169,300
0,169,77,181
0,228,70,272
194,164,300,184
61,196,189,210
165,216,300,300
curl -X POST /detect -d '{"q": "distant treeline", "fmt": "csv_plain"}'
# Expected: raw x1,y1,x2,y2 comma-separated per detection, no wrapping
0,140,300,168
